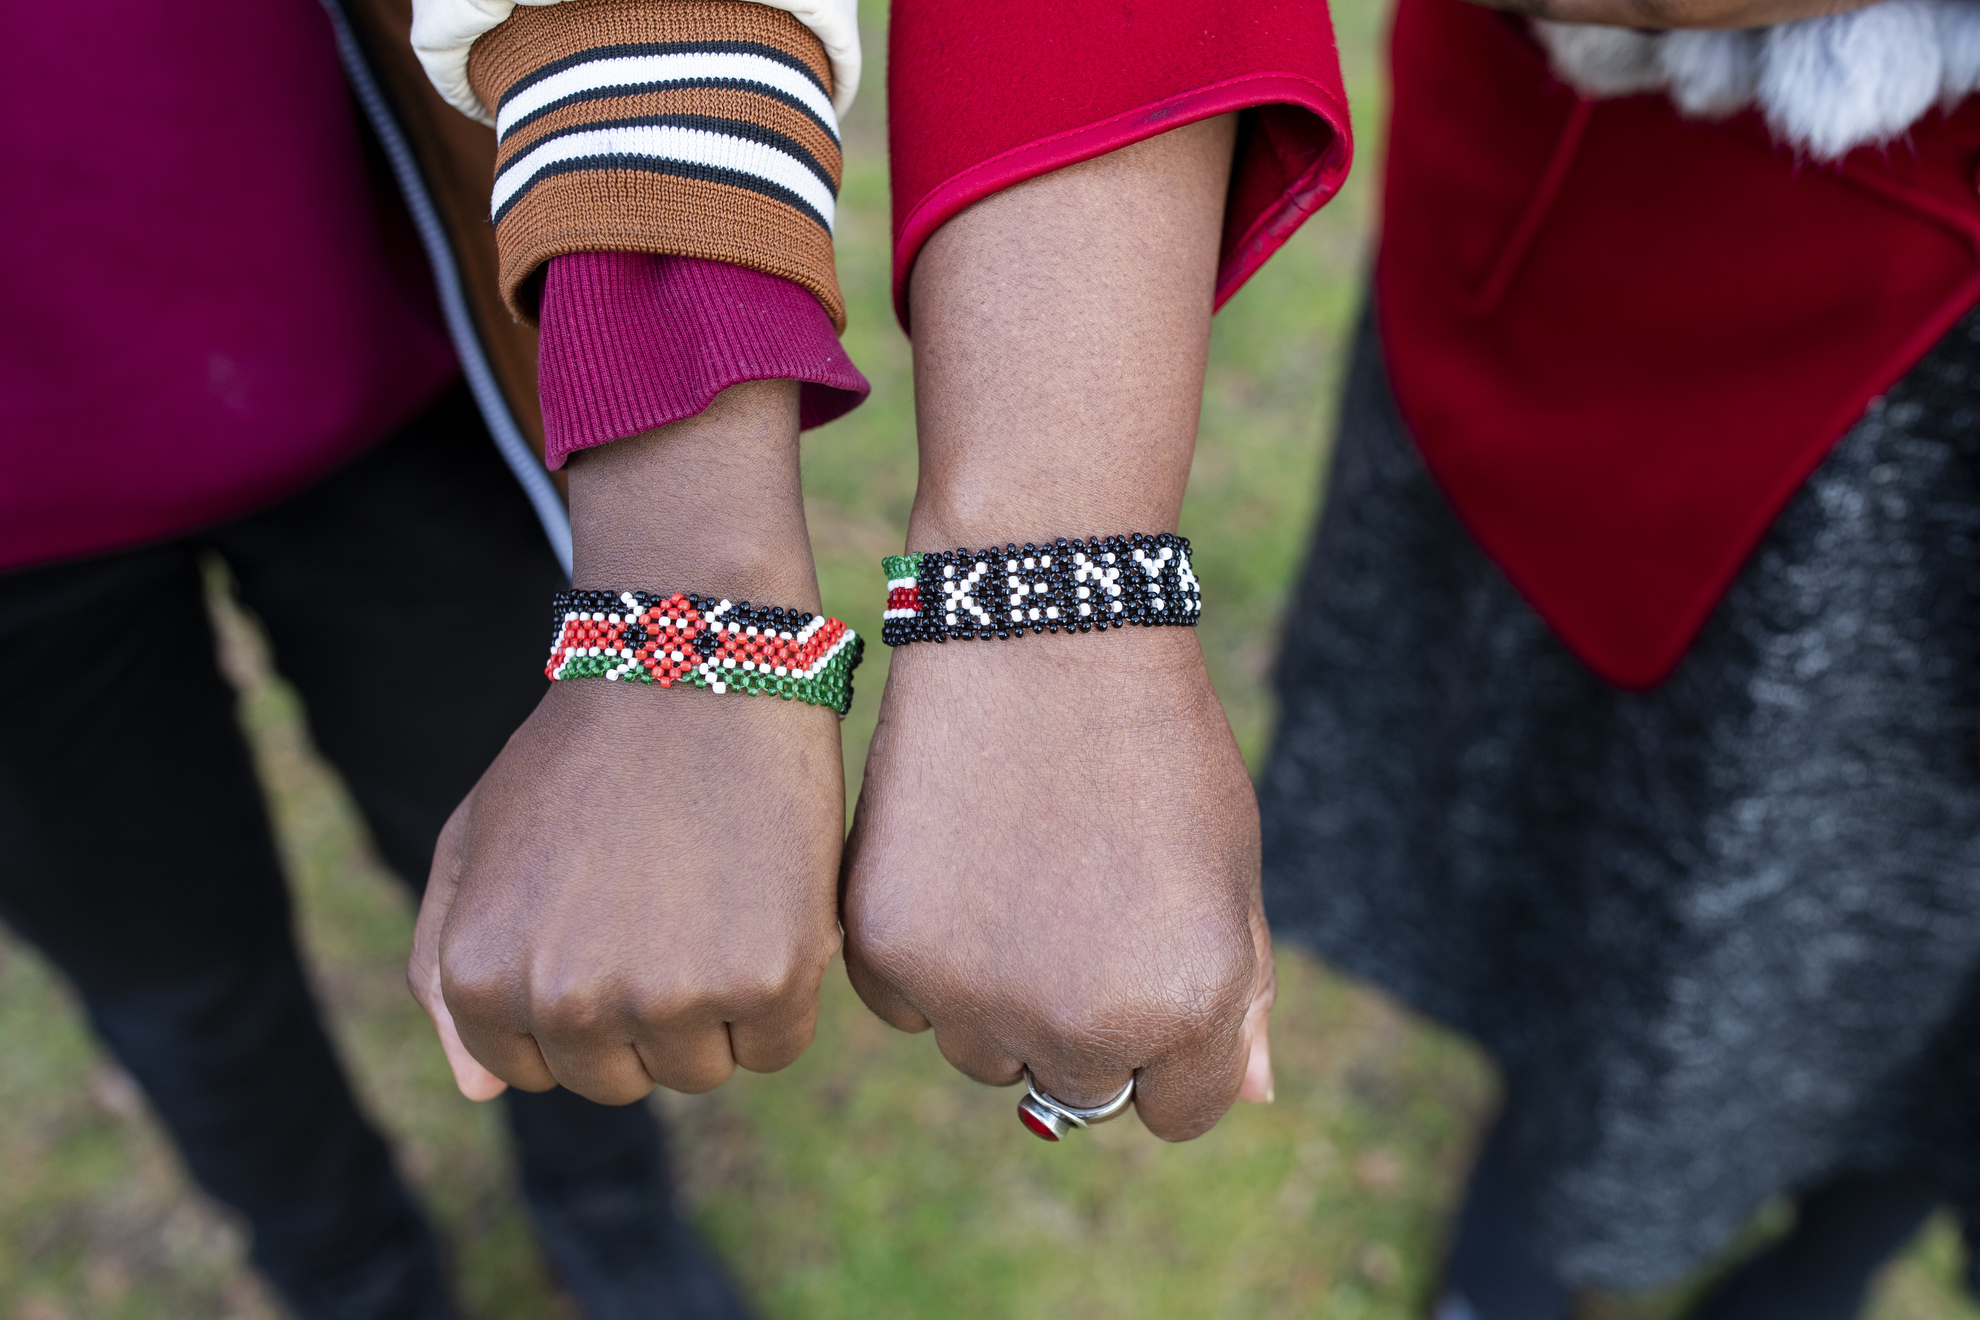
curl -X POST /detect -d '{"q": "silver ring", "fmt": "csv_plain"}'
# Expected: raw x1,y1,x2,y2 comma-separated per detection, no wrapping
1017,1067,1136,1141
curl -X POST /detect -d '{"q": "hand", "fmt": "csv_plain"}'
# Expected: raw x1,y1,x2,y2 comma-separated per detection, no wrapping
1472,0,1877,29
408,380,845,1103
843,628,1273,1140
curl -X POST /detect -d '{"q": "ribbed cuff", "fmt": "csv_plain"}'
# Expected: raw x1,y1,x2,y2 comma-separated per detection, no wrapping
537,250,870,469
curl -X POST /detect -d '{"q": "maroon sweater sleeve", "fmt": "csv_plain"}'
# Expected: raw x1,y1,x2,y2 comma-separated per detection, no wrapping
886,0,1353,329
536,252,870,470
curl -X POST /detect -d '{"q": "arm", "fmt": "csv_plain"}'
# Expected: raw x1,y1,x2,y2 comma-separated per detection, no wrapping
412,379,846,1102
842,116,1274,1141
404,0,861,1102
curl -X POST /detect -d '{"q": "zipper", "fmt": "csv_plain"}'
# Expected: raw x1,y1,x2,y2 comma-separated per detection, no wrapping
317,0,575,576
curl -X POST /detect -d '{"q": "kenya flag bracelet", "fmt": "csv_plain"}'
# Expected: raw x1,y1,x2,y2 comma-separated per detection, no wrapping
882,533,1202,646
545,589,863,716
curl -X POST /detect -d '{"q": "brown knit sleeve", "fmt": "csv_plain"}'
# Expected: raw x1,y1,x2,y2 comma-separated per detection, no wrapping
467,0,844,329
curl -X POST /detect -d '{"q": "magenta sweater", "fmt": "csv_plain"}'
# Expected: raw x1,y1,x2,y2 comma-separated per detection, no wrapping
1,1,865,573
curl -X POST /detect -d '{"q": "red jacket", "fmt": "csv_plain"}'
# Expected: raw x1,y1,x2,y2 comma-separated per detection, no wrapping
886,0,1353,330
889,0,1980,690
1379,0,1980,687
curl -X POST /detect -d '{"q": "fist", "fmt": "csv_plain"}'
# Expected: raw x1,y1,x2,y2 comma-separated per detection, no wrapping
410,679,844,1103
841,628,1274,1141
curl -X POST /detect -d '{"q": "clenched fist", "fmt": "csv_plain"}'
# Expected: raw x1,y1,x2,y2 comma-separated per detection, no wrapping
409,379,846,1103
842,626,1274,1140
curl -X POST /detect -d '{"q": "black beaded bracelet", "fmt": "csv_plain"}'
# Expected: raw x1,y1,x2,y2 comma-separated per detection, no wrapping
881,533,1201,645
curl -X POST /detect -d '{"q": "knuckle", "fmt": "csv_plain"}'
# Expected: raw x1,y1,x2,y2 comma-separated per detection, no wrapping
528,984,615,1039
716,960,818,1018
439,962,515,1023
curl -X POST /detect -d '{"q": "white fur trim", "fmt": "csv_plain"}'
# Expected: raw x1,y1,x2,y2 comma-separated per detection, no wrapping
411,0,860,128
1536,0,1980,159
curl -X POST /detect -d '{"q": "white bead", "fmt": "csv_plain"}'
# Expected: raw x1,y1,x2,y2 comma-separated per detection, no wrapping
1076,587,1090,599
1046,606,1060,619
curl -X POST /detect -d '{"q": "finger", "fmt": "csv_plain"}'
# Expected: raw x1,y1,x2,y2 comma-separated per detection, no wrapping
1237,993,1275,1105
728,997,822,1074
931,1022,1025,1089
409,802,508,1101
1239,917,1278,1105
446,994,560,1094
529,1032,667,1106
1024,1056,1138,1114
1131,1020,1251,1142
843,948,934,1033
431,995,513,1103
630,1021,739,1095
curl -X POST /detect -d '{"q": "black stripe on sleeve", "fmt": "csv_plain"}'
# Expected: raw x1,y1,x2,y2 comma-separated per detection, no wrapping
492,154,832,233
497,112,839,196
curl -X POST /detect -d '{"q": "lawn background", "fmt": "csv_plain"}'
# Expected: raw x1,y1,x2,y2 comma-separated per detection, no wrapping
3,1,1977,1315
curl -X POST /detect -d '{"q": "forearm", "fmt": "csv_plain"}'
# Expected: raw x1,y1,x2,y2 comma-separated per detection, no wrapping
567,378,818,608
905,116,1237,549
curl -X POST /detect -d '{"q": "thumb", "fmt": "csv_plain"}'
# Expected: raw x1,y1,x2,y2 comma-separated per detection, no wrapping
1237,906,1276,1105
410,799,508,1102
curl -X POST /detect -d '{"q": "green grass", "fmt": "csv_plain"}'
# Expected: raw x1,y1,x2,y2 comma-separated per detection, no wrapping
3,3,1978,1316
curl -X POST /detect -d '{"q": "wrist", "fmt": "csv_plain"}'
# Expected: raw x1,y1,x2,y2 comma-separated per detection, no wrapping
904,480,1186,556
568,379,819,609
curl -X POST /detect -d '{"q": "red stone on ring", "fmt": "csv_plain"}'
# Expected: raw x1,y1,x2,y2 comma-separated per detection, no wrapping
1019,1106,1061,1141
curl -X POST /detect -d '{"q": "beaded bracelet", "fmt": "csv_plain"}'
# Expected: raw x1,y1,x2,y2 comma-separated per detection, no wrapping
881,533,1201,646
546,589,862,716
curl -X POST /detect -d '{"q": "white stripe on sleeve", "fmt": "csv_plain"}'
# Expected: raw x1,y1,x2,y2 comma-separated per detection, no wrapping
491,122,836,229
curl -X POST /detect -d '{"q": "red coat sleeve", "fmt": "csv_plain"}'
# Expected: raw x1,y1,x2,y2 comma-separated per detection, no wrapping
886,0,1353,329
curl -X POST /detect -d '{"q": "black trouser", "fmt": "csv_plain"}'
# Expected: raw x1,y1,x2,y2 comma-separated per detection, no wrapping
0,386,672,1317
